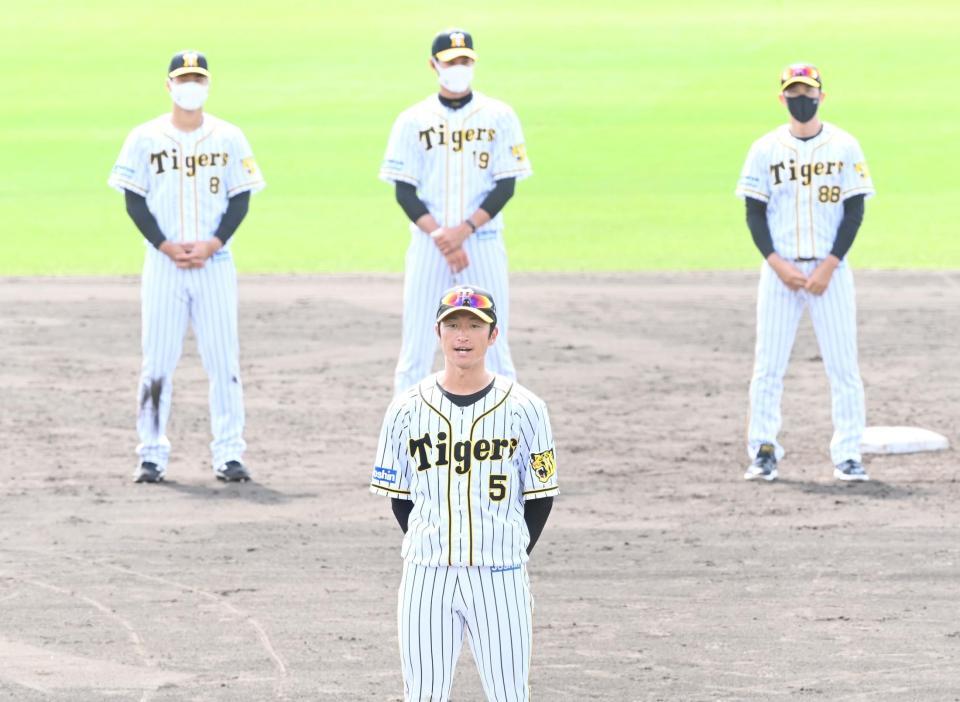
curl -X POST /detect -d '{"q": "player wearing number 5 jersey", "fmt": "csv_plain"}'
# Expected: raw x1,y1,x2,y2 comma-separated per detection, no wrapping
736,63,875,482
380,29,532,396
108,51,265,483
371,286,557,702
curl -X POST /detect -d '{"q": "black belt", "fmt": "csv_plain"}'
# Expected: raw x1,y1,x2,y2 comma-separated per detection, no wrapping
796,257,818,262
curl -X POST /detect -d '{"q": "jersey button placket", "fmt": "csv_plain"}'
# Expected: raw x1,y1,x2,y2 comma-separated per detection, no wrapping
181,135,197,242
797,143,813,259
454,414,470,566
449,112,464,227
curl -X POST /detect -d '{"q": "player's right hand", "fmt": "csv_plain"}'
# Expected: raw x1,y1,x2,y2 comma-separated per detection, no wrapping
768,255,807,291
431,226,469,256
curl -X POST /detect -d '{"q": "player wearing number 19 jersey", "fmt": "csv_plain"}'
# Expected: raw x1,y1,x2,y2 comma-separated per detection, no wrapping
380,28,532,396
736,63,875,482
371,285,557,702
108,50,265,483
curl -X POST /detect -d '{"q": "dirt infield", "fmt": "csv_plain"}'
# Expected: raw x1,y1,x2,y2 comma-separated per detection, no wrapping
1,271,958,701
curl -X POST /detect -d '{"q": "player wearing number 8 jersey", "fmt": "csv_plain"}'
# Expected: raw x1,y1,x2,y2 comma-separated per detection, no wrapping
380,29,532,396
736,63,875,482
108,50,265,483
371,285,557,701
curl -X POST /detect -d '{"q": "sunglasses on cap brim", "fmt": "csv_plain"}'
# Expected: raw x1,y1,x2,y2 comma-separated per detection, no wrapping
439,291,494,310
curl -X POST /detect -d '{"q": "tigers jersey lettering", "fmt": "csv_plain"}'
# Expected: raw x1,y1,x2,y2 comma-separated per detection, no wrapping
371,374,558,568
735,122,874,259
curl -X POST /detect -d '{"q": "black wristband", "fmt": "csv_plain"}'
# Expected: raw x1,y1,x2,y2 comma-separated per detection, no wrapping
465,218,477,233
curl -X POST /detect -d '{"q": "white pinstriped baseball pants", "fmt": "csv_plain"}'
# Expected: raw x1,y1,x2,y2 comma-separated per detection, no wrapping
398,562,532,702
748,259,866,466
136,247,246,470
395,229,516,395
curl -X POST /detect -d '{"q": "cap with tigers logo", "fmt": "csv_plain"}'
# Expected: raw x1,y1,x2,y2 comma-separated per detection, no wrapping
168,50,210,78
431,29,478,62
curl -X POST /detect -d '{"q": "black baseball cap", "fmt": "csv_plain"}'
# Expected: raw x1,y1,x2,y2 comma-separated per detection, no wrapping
431,29,478,62
780,63,821,90
436,285,496,326
168,50,210,78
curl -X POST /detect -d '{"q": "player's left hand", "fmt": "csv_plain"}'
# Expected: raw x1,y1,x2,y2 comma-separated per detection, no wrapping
431,226,470,256
445,247,469,274
183,239,223,268
805,256,840,295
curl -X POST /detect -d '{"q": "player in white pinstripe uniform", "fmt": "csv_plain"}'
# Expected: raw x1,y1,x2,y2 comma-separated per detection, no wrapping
371,285,557,701
108,50,265,483
737,63,875,482
380,29,532,396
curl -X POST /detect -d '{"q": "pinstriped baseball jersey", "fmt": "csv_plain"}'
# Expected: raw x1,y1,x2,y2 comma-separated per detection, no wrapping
736,122,874,259
370,374,558,568
379,91,532,236
108,113,265,244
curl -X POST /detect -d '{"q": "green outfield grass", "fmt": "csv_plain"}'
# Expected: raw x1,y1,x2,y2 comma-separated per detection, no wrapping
2,1,959,275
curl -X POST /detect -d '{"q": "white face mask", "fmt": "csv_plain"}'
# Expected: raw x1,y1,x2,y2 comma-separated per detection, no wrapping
436,63,473,93
169,80,209,111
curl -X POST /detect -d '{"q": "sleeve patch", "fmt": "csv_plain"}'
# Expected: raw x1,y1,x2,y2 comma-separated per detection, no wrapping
373,466,398,484
531,449,556,483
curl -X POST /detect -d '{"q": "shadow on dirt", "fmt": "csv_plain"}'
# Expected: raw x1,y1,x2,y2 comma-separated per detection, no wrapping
154,480,316,504
775,478,919,499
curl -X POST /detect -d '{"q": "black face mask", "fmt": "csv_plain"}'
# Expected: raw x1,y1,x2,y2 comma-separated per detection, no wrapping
786,95,819,123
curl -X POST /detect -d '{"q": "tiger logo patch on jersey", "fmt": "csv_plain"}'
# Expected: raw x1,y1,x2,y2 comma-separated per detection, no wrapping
531,449,556,483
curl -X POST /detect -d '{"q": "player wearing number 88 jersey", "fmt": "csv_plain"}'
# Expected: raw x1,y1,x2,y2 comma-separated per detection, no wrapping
736,63,875,482
371,285,557,701
108,50,265,483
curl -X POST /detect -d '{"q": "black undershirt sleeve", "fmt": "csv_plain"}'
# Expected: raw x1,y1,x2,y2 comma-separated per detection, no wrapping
124,189,167,249
391,498,415,533
830,194,865,260
745,196,775,259
395,181,430,224
125,190,250,248
478,177,516,219
524,496,553,555
213,190,250,246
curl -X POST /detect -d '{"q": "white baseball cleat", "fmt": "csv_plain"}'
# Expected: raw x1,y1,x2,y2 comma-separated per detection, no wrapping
834,459,869,481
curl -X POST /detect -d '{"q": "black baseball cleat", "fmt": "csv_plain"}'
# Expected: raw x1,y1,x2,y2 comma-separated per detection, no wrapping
834,459,869,482
215,460,251,482
744,442,778,481
133,461,165,483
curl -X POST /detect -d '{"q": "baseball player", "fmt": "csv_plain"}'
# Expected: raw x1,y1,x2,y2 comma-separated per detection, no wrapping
370,285,558,701
736,63,875,482
108,50,265,483
379,28,532,396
